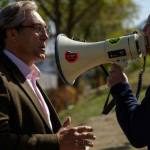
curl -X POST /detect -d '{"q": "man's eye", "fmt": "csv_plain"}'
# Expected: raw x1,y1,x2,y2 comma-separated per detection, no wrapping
37,25,42,29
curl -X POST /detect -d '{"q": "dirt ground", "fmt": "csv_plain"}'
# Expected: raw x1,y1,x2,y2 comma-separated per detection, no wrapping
82,112,147,150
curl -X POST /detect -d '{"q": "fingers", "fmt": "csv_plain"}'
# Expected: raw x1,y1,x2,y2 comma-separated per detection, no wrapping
77,133,96,140
57,124,96,150
111,64,122,71
108,70,114,76
107,76,111,89
76,126,96,140
76,139,94,147
108,71,117,80
62,116,71,128
77,126,93,133
107,65,128,89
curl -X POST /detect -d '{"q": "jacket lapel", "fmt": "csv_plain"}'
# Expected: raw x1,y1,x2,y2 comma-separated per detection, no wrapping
0,52,52,132
37,82,62,133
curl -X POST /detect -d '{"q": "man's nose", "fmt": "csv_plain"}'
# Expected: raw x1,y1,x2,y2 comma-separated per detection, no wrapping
41,31,49,41
44,33,49,41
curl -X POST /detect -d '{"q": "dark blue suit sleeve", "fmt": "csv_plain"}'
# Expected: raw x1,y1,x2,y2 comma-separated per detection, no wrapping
110,82,150,148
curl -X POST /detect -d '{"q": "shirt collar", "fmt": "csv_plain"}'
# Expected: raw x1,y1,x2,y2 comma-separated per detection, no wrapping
27,64,41,81
3,49,41,80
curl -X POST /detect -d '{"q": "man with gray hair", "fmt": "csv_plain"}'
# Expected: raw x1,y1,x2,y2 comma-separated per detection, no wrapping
0,1,96,150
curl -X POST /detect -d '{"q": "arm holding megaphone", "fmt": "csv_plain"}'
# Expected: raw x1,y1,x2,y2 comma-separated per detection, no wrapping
106,33,148,87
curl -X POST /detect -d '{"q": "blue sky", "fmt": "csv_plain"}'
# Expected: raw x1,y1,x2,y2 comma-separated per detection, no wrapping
132,0,150,26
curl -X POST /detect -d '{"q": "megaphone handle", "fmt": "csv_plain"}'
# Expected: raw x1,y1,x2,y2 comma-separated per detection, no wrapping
113,60,128,70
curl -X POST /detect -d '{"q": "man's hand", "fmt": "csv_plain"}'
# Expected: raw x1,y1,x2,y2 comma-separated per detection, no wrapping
57,117,96,150
107,64,128,89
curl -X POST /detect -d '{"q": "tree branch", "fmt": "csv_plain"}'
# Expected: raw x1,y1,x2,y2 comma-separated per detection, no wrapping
66,0,77,36
39,1,55,21
73,0,98,25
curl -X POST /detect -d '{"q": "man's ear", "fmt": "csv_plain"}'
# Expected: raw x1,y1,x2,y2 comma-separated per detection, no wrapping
6,29,19,43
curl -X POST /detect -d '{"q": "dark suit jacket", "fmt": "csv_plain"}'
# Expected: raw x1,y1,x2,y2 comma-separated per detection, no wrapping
111,82,150,150
0,52,62,150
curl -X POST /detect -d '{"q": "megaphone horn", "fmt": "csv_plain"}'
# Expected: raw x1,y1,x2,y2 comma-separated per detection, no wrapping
55,33,147,85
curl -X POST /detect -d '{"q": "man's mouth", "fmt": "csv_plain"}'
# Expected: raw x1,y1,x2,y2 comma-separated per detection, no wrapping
40,46,46,48
39,44,46,49
39,46,46,51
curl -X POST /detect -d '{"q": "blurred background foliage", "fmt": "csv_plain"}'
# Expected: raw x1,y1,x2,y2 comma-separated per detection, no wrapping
0,0,148,113
0,0,138,39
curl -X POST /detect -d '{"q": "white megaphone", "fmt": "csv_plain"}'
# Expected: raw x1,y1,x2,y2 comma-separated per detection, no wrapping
55,32,148,85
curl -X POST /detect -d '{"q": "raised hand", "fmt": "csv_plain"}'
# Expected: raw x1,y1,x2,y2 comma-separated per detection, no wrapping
57,117,96,150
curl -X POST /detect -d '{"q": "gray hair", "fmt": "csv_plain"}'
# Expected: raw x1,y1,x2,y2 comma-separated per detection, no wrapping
0,1,38,50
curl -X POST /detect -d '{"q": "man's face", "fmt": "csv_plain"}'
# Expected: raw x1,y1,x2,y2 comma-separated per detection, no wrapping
143,15,150,55
17,11,49,66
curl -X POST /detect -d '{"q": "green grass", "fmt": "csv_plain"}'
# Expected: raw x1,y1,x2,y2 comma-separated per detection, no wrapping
58,65,150,126
59,89,110,125
59,89,147,126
